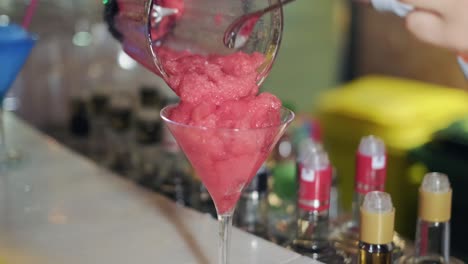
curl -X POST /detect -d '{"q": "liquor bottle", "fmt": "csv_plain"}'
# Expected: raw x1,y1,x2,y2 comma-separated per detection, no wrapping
106,93,134,176
298,137,341,223
131,85,165,185
234,164,269,238
267,131,298,245
358,191,395,264
90,88,110,118
157,144,192,206
139,85,163,109
298,138,342,222
398,173,464,264
88,87,111,163
351,135,387,230
191,176,217,218
297,138,324,161
131,108,163,187
330,167,342,222
67,92,90,155
290,149,349,263
156,108,192,206
331,135,387,255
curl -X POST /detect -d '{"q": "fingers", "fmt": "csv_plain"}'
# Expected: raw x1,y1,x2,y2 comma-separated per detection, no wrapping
405,11,447,48
403,0,468,53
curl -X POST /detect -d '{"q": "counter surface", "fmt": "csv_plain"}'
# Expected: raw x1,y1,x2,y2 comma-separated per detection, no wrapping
0,115,318,264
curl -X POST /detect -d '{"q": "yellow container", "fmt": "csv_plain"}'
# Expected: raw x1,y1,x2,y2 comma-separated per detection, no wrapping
317,76,468,237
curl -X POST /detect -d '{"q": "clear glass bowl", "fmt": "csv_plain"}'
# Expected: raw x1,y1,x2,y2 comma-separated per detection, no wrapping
112,0,283,87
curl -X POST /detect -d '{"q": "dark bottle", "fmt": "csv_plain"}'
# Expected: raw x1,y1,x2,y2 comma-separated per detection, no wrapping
157,131,192,206
68,93,90,155
132,108,163,187
139,85,163,109
234,164,269,238
88,89,111,163
106,94,134,176
191,177,217,218
90,91,110,118
267,132,298,245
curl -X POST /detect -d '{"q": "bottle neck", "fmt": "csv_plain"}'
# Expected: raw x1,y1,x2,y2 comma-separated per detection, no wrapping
296,208,330,247
352,152,387,228
358,242,393,264
235,165,269,235
415,219,450,263
235,190,267,235
295,153,332,248
329,171,340,222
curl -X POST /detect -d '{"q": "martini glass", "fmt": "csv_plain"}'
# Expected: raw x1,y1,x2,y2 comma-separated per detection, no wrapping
0,23,36,167
161,105,294,264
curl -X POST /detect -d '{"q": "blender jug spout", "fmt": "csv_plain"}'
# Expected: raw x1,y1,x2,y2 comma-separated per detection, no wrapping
104,0,284,89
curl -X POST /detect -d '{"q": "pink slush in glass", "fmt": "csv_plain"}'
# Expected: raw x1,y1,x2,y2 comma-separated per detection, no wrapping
104,1,290,263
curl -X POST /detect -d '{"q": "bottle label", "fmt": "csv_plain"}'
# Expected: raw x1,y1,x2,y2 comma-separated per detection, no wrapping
298,164,332,212
355,152,387,194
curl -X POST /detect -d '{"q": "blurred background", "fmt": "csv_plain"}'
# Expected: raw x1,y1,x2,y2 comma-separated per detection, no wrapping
3,0,466,129
1,0,468,261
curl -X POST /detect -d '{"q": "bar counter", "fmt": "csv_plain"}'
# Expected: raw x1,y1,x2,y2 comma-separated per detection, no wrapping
0,114,317,264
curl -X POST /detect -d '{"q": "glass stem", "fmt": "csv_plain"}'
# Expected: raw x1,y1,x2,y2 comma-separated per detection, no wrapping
218,213,233,264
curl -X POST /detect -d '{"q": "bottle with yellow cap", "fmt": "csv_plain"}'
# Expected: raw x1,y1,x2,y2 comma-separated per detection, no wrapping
331,136,389,255
398,173,464,264
358,191,395,264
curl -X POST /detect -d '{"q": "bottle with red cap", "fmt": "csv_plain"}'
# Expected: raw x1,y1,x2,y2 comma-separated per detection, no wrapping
331,136,406,261
330,135,389,257
289,147,349,263
297,138,342,223
351,135,387,230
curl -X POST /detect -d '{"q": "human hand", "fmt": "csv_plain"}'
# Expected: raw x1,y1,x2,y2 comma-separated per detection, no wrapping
401,0,468,54
355,0,468,78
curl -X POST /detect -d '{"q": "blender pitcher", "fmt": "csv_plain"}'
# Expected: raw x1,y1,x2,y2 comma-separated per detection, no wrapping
104,0,284,87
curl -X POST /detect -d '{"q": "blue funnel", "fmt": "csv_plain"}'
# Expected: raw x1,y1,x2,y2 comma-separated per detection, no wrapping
0,24,36,99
